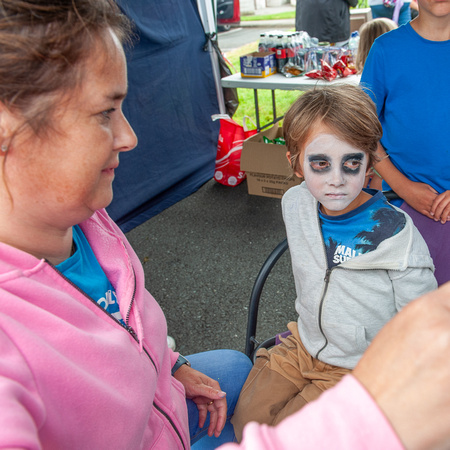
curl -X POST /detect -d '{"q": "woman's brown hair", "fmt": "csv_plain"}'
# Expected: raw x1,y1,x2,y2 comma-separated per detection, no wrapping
0,0,132,135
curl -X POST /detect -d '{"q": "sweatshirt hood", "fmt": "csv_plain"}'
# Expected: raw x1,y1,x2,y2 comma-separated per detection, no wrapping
294,182,435,272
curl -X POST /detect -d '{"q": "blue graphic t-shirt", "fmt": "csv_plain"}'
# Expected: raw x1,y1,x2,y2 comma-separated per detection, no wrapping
319,190,406,268
56,225,125,325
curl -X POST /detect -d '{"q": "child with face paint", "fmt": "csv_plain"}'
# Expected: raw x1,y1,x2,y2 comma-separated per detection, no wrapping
231,85,437,441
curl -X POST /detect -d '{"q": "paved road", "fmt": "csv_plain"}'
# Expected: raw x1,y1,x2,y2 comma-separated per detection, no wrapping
218,23,294,53
218,27,265,53
125,18,299,358
126,179,295,357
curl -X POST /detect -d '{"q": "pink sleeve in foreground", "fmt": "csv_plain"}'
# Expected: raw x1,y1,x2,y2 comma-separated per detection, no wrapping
219,375,404,450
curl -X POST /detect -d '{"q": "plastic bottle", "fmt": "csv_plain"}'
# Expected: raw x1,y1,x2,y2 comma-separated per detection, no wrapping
286,34,296,65
275,34,288,72
258,33,267,52
267,34,276,53
348,31,360,60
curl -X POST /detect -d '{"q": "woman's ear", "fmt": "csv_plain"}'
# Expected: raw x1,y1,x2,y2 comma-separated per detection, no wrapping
0,106,10,155
0,102,16,141
0,102,21,154
286,151,303,179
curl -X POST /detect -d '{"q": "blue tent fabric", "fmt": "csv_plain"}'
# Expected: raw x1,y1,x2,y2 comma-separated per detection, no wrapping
107,0,220,232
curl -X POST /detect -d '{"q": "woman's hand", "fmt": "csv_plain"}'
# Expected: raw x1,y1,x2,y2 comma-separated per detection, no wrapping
174,365,227,437
354,283,450,449
430,190,450,224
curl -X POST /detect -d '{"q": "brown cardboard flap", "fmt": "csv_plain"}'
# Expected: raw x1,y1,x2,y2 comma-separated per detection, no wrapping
240,124,292,176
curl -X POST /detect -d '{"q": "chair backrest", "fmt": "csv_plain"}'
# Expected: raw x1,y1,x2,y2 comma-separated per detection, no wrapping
245,238,290,361
383,190,400,202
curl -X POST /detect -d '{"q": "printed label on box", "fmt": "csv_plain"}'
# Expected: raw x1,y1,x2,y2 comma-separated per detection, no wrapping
240,52,276,78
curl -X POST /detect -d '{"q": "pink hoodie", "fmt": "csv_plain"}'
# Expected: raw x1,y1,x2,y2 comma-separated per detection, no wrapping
0,209,189,449
219,375,404,450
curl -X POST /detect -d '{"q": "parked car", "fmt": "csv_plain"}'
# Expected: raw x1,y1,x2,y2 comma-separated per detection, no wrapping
217,0,240,32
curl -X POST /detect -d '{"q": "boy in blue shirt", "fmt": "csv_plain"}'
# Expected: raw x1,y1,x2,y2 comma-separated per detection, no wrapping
361,0,450,285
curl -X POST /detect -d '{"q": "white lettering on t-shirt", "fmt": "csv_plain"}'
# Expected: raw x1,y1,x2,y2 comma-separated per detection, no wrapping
97,290,116,309
333,245,358,264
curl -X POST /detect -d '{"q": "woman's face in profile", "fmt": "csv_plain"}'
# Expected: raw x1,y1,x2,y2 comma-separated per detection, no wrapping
4,30,137,230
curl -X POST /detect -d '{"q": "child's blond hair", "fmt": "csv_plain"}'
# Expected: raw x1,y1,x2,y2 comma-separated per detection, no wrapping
356,18,398,72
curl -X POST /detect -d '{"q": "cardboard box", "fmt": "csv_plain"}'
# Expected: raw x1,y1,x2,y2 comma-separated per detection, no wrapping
240,51,276,78
240,124,302,198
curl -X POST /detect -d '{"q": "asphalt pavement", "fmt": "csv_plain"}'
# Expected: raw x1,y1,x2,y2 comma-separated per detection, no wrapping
126,179,297,356
217,4,296,53
125,7,298,357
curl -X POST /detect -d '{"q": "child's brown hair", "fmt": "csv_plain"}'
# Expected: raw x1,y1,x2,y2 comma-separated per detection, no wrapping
283,84,382,174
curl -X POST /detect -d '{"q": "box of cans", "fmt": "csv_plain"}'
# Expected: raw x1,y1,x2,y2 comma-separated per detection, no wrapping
240,51,276,78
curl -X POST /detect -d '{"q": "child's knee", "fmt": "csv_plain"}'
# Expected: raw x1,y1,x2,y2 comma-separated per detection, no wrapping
231,356,301,442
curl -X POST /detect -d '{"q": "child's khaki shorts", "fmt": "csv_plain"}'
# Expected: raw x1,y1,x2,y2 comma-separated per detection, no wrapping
231,321,351,442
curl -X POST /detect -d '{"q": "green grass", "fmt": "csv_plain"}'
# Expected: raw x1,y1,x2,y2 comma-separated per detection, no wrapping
241,11,295,21
224,42,300,129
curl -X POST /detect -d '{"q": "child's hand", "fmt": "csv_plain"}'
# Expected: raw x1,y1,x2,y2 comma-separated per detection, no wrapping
430,190,450,224
401,181,438,219
394,180,438,219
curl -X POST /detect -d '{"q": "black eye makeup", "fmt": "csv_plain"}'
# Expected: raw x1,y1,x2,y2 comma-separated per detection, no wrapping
307,152,365,175
308,154,331,173
342,153,365,175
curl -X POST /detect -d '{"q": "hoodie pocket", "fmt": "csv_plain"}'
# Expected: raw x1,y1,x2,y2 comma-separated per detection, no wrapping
322,321,369,359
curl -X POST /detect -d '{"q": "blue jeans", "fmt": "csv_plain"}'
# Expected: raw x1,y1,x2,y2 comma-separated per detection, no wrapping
187,349,252,449
370,4,412,26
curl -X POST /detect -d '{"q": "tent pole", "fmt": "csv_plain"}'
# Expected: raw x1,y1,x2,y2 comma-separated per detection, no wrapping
197,0,226,114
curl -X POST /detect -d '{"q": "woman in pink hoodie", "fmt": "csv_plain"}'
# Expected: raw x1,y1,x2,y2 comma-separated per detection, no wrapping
0,1,251,448
3,1,450,449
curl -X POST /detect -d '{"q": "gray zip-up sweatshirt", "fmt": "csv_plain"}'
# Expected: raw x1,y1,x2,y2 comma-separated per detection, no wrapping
282,183,437,369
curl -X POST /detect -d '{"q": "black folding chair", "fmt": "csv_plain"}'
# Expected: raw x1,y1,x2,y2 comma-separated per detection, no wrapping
245,238,290,363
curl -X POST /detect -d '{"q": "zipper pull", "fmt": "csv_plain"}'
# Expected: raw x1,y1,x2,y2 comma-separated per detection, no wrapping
126,325,139,342
324,268,332,283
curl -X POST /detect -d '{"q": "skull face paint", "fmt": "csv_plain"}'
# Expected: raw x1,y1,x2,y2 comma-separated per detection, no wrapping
303,133,369,216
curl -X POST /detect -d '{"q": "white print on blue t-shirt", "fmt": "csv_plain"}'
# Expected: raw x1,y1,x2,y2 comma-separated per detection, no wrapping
333,245,360,264
97,289,117,309
320,190,406,268
56,225,126,326
97,290,124,324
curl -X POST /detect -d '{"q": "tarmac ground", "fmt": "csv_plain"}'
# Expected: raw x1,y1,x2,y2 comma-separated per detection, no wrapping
126,178,297,356
239,4,296,28
125,5,299,357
